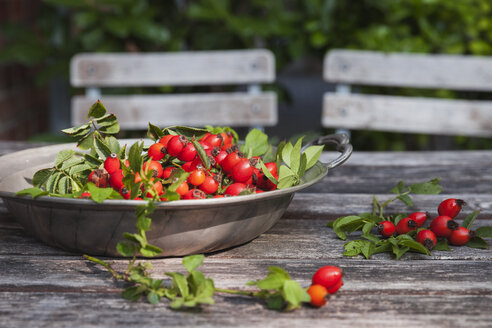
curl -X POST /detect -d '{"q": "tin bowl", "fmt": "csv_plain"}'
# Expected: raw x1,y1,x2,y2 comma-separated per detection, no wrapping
0,134,352,257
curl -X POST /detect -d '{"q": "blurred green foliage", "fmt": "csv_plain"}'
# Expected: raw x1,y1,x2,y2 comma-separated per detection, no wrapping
2,0,492,149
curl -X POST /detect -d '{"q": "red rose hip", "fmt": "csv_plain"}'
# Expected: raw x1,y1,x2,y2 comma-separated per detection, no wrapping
438,198,466,218
430,215,459,238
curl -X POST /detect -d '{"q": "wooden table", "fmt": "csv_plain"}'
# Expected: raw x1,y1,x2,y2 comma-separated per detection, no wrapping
1,142,491,327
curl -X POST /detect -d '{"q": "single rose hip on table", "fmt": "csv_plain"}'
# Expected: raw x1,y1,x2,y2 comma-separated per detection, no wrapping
311,266,343,292
430,215,459,238
438,198,466,218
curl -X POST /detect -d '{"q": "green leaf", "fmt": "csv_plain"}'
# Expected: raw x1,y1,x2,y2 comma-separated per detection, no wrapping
166,272,189,298
282,279,310,311
58,176,69,194
116,241,138,257
343,240,362,257
61,123,91,137
105,136,121,154
147,291,160,305
408,178,442,194
397,194,413,207
476,226,492,238
15,187,49,198
373,241,393,254
32,168,55,188
362,222,375,235
54,150,75,168
280,142,293,167
194,278,215,304
266,293,285,311
46,171,61,193
122,285,145,301
392,245,410,260
87,100,107,119
60,156,84,171
136,216,152,231
399,239,431,255
466,236,489,249
277,164,296,189
259,160,278,184
462,210,480,229
140,244,163,257
303,145,324,170
360,240,376,259
147,123,164,141
83,153,103,166
86,183,114,203
167,169,190,192
333,216,364,240
289,137,303,174
173,126,209,138
433,239,451,251
389,181,405,194
241,128,269,157
192,139,210,170
362,232,380,243
77,131,95,150
183,254,205,273
93,135,113,159
128,141,144,173
297,153,308,178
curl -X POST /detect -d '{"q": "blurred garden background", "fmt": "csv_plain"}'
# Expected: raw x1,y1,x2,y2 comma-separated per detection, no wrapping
1,0,492,150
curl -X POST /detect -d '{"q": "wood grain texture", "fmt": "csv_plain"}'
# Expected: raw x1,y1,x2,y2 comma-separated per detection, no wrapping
71,92,277,128
322,93,492,136
324,49,492,91
70,50,275,87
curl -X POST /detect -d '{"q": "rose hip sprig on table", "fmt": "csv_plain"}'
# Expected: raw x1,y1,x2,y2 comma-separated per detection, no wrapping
327,179,492,260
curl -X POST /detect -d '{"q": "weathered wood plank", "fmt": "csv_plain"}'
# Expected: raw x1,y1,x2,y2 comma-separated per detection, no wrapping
322,93,492,136
71,92,277,128
71,50,275,87
1,290,490,328
324,50,492,91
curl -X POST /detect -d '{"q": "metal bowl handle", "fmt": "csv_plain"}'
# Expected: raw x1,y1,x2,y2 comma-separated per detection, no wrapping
302,133,353,170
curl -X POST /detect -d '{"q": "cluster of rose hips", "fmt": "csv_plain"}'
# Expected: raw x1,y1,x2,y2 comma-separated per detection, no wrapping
307,266,343,307
378,198,473,249
84,132,279,200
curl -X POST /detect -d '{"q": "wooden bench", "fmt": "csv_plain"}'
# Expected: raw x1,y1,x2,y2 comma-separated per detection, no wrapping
322,50,492,136
70,49,277,129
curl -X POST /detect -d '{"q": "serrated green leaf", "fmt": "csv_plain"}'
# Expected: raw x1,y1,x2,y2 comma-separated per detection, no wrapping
360,240,376,259
297,152,307,178
343,240,362,256
282,279,310,311
147,291,160,305
94,135,112,159
15,187,49,198
60,156,84,170
61,123,91,137
373,241,393,254
476,226,492,238
303,145,324,170
172,126,208,138
32,168,55,188
122,285,145,301
54,150,75,168
136,216,152,231
362,222,375,235
140,244,163,257
408,178,442,194
466,236,489,249
266,293,285,310
58,176,69,194
147,123,164,141
333,215,364,240
105,136,121,154
116,240,138,257
462,210,480,229
128,141,144,173
183,254,205,273
393,245,410,260
362,233,380,243
87,100,107,118
433,239,451,251
397,194,413,207
280,142,293,167
77,131,95,150
46,171,61,193
241,128,269,157
69,163,93,175
83,153,103,166
399,239,431,255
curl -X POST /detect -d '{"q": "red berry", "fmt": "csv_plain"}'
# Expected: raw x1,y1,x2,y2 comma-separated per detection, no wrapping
438,198,466,218
326,278,343,294
221,152,242,173
231,158,254,183
211,147,228,167
182,189,206,200
167,135,187,157
203,134,223,148
430,215,459,238
119,186,131,200
448,227,474,246
148,143,166,160
224,182,247,196
146,181,163,198
409,212,430,227
143,160,163,178
88,169,109,188
188,169,206,186
104,153,120,174
158,134,174,148
307,284,328,307
162,166,175,179
175,181,189,196
109,169,124,190
178,142,197,162
312,266,343,290
199,175,219,194
416,229,437,250
378,220,396,237
395,217,417,235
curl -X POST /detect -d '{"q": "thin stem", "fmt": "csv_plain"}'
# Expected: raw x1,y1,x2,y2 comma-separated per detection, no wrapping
125,255,137,275
215,288,256,297
83,254,123,280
